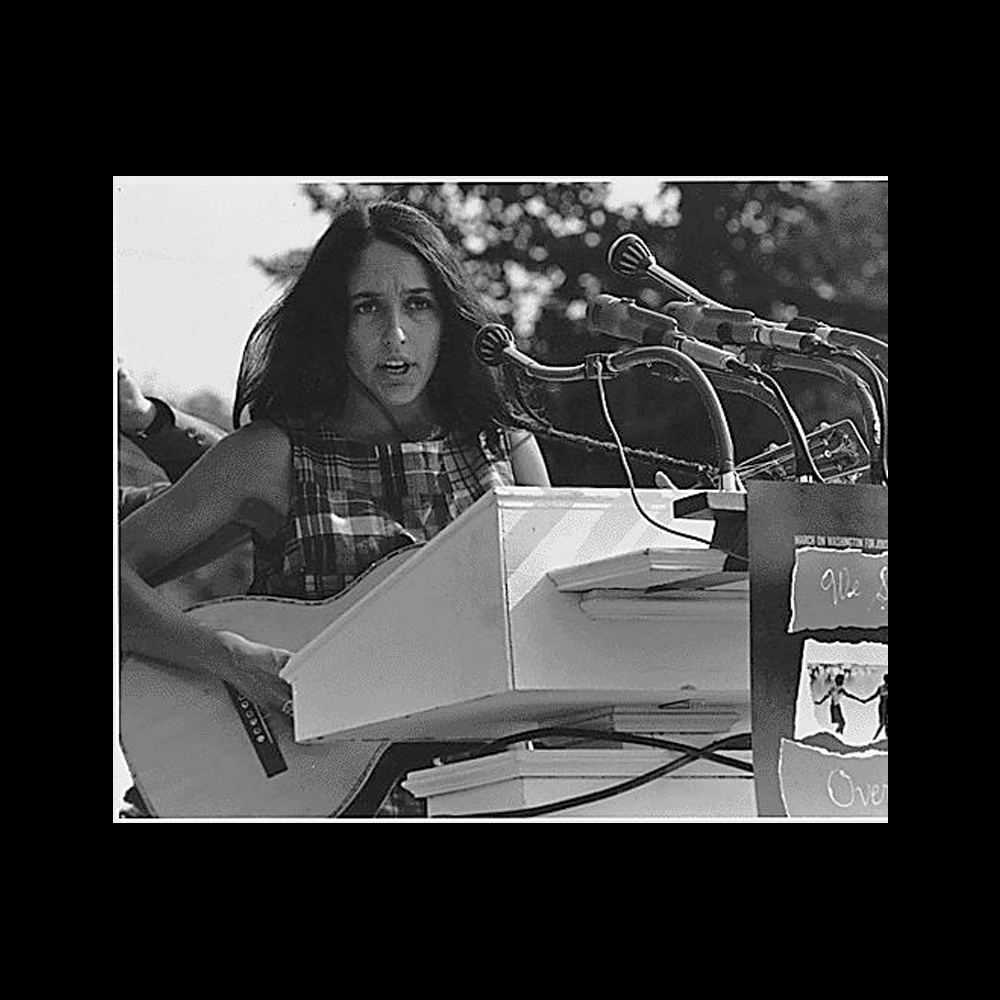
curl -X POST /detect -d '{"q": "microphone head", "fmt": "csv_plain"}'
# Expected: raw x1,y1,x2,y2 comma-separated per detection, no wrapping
608,234,655,277
586,294,632,335
474,323,515,367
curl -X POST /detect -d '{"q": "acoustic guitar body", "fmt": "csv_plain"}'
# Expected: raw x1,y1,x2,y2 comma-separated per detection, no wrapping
119,548,417,818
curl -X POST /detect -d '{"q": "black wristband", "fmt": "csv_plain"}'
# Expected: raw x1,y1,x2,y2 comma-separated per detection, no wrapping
134,397,175,439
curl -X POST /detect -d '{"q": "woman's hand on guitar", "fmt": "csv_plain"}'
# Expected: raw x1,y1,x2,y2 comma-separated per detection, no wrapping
216,631,294,716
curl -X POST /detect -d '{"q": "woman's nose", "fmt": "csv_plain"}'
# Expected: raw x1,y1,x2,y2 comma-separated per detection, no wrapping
382,307,408,346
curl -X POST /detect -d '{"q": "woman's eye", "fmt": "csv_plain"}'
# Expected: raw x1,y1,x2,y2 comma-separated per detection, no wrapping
407,297,435,312
353,300,379,315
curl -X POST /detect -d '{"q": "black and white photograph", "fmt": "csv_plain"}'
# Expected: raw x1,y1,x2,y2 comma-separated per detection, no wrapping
796,640,889,750
114,176,887,821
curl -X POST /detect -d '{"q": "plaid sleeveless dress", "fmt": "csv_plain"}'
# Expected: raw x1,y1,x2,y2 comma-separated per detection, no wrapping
248,422,514,818
249,422,514,599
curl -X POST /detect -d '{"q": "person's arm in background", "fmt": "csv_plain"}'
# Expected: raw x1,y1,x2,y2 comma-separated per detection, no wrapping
506,428,551,487
118,360,227,482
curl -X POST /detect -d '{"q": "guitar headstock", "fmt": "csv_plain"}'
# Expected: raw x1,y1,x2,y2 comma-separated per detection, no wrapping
736,419,871,484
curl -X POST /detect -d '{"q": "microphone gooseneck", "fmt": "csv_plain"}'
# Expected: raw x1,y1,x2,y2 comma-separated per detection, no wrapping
587,295,754,374
473,324,592,382
607,234,723,307
475,321,746,492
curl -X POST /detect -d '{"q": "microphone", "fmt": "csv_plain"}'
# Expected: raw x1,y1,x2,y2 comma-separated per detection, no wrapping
609,233,886,368
477,325,747,492
474,324,590,383
608,234,723,307
662,300,828,355
587,296,752,373
590,292,826,356
474,322,517,367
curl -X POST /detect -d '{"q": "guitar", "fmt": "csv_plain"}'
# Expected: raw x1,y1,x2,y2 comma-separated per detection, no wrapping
736,419,870,485
119,545,423,818
121,423,869,817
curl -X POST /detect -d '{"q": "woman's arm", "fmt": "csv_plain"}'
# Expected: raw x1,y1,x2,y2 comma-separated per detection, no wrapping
119,421,293,710
507,429,551,487
121,421,287,577
120,560,292,710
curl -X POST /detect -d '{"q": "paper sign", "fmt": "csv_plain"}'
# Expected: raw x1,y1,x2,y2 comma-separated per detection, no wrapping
789,548,887,632
747,481,888,818
779,740,887,817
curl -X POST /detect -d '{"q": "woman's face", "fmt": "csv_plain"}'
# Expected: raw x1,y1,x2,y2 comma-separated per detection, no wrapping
344,240,443,419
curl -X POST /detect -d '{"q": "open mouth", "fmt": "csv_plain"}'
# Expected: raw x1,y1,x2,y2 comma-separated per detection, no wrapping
380,360,413,376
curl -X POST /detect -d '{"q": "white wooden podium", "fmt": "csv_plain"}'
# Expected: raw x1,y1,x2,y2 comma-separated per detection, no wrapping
280,487,754,817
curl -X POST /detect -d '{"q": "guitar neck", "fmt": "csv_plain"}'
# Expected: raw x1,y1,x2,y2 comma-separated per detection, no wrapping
737,419,871,484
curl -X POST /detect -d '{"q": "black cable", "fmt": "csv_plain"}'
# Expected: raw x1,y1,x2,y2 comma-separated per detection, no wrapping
502,367,717,486
705,367,839,482
604,346,740,486
466,726,753,769
432,729,753,819
741,348,882,486
833,348,888,485
809,347,886,485
594,368,748,565
748,368,827,483
705,368,794,432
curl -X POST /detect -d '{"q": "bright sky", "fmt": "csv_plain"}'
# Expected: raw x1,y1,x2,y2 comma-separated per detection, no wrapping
113,175,854,818
114,178,330,403
112,176,670,406
112,176,666,816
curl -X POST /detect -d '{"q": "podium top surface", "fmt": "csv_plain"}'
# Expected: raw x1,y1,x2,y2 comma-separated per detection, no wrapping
279,485,752,742
282,486,726,681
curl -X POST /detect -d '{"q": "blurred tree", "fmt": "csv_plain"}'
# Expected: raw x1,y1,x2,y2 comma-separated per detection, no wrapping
179,389,235,432
251,180,887,488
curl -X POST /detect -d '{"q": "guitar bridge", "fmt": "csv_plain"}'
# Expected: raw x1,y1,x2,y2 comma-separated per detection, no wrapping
223,683,289,779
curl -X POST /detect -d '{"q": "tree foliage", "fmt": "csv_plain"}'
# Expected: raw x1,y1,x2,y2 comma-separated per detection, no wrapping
119,180,887,604
253,180,887,485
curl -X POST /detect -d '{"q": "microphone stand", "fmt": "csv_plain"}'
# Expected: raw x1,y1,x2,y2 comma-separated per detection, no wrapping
741,346,884,486
702,368,813,464
606,235,886,485
622,349,823,484
476,324,823,562
500,366,717,486
814,348,887,484
608,234,889,375
603,346,740,491
475,324,742,491
786,315,888,377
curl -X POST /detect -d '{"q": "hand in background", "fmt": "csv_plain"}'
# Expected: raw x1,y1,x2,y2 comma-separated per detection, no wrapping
118,359,156,435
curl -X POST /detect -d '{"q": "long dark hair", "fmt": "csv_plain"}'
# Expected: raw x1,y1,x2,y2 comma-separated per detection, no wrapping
234,198,509,434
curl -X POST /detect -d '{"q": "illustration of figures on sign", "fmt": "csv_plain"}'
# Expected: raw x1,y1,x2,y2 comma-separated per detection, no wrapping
870,673,888,740
796,640,888,750
813,671,865,736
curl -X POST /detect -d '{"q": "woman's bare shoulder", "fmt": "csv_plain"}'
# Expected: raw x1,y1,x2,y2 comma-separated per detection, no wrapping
215,420,292,509
227,418,290,450
207,419,288,469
